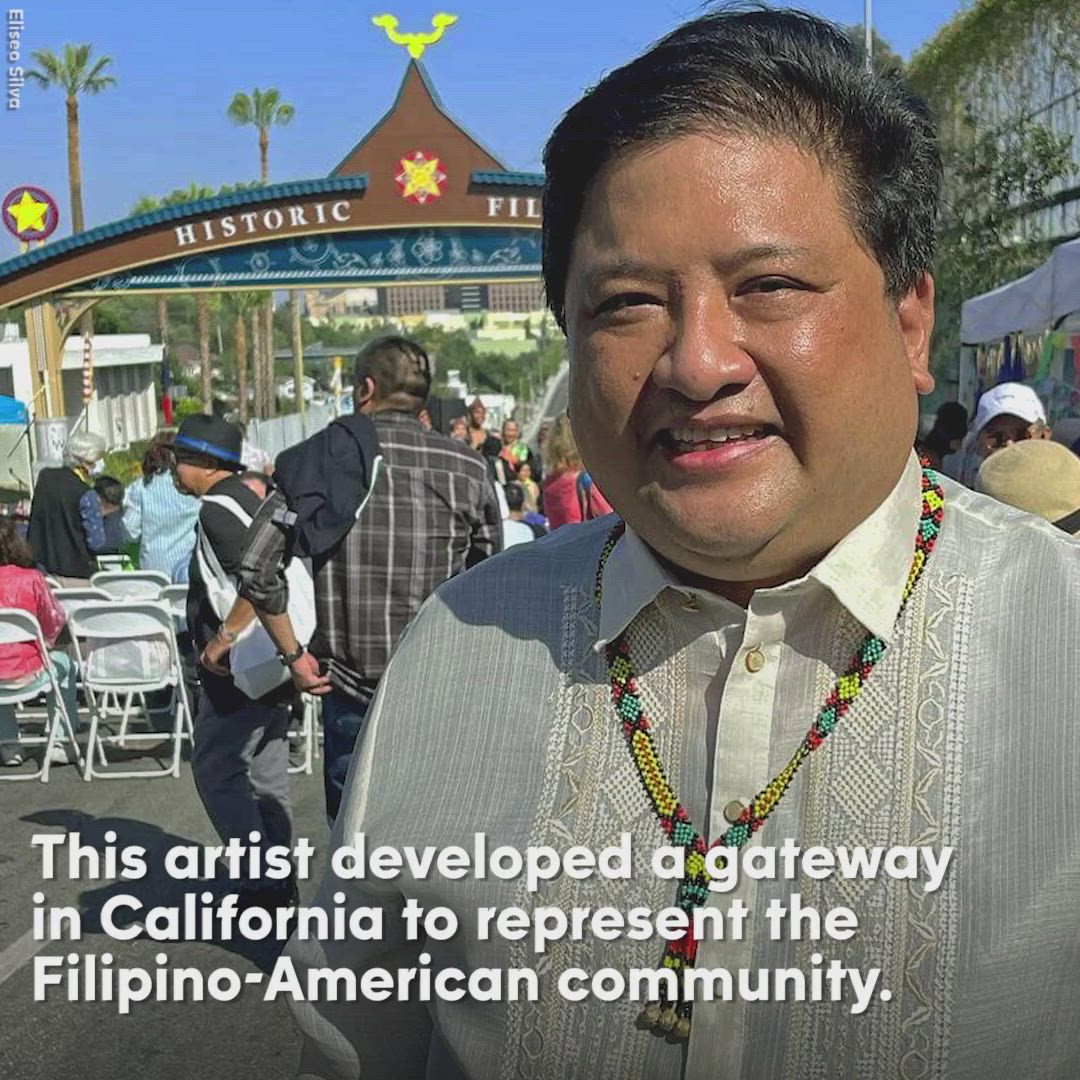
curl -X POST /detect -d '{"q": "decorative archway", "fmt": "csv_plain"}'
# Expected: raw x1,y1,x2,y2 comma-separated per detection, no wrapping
0,43,545,419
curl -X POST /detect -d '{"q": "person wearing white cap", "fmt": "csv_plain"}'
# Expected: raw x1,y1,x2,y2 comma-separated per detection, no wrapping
941,382,1050,487
971,382,1051,461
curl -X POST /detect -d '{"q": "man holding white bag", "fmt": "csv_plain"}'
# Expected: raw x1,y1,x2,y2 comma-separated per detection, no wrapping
173,414,296,910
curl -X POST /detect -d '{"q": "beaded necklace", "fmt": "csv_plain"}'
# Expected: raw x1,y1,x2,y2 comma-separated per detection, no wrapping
594,465,945,1039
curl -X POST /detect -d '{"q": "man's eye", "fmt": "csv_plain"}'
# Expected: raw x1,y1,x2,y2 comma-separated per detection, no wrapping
593,292,660,316
739,277,805,295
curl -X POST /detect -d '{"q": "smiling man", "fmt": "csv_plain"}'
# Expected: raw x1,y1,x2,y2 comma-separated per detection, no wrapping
288,10,1080,1080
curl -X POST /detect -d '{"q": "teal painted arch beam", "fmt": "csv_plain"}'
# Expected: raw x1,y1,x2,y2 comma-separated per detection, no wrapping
0,176,370,284
66,225,543,295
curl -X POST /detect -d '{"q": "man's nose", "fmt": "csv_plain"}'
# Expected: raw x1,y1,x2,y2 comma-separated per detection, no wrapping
651,293,756,401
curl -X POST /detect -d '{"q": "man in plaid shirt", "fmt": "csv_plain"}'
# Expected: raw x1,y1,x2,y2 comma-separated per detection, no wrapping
209,336,502,820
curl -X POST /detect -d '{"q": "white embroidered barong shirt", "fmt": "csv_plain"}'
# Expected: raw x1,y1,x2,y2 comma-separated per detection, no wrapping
288,452,1080,1080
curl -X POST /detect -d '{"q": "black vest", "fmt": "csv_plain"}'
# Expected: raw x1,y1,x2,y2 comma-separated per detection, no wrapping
28,466,95,579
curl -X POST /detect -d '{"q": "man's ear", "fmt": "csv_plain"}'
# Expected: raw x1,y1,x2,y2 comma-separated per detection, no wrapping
898,271,936,396
355,376,376,409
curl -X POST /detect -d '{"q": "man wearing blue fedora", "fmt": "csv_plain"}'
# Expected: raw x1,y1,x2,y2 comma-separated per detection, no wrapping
173,414,295,909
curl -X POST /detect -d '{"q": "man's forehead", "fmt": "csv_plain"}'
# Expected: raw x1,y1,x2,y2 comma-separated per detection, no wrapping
565,134,863,275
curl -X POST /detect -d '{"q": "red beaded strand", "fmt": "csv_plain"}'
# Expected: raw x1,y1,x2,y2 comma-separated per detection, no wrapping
594,465,946,1038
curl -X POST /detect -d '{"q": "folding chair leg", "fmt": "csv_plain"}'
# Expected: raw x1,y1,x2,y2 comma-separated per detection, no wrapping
83,708,105,781
33,671,73,783
169,687,184,779
180,683,196,742
55,698,86,776
117,692,134,747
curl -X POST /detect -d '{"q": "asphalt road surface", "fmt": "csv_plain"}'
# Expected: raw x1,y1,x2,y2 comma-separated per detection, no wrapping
0,738,330,1080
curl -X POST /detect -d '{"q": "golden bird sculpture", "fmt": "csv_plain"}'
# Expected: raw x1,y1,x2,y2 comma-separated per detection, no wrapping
372,13,459,60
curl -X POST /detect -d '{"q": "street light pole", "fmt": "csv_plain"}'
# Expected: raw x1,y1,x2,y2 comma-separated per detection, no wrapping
864,0,873,73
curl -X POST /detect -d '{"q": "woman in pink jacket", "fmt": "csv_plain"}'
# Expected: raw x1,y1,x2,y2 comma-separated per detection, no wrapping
0,517,77,767
542,413,614,530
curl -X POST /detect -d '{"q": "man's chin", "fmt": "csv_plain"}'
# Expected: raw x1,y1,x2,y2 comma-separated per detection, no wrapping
630,499,787,573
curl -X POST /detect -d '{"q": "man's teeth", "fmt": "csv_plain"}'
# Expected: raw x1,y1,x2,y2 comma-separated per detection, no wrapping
669,426,768,446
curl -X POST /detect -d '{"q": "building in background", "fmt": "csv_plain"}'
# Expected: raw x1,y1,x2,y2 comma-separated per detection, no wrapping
909,0,1080,247
0,324,161,449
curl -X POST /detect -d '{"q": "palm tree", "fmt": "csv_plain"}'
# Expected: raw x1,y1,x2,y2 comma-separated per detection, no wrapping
228,292,261,423
226,87,294,185
128,195,172,376
197,294,212,412
264,300,277,418
26,44,116,234
250,305,265,420
164,181,217,206
227,88,295,417
130,194,160,217
291,291,306,416
131,185,219,413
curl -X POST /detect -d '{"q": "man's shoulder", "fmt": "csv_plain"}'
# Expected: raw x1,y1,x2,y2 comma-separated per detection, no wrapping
379,418,486,474
434,517,614,612
939,478,1080,594
386,519,615,675
36,466,80,493
200,477,261,528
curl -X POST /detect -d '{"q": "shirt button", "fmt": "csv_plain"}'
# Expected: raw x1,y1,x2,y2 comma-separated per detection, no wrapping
724,799,747,824
744,647,765,673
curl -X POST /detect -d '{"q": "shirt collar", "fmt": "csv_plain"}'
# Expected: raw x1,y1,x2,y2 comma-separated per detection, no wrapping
595,450,923,650
373,410,422,428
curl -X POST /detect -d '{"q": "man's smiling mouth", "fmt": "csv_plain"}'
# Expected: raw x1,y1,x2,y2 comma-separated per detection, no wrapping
658,424,780,451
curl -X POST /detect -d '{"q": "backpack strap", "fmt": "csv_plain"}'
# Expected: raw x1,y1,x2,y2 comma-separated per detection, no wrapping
196,492,253,601
201,491,253,528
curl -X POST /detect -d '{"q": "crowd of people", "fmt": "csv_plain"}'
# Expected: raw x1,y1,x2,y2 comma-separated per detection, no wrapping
919,380,1080,534
0,335,630,909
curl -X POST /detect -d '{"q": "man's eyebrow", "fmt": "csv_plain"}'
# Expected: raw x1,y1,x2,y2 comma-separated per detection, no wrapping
580,259,669,291
711,243,813,273
580,244,814,290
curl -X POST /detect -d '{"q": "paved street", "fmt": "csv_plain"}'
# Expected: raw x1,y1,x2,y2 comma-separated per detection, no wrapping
0,742,329,1080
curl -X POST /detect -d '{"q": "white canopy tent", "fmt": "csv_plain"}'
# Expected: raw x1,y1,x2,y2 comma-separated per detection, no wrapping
956,238,1080,422
960,236,1080,344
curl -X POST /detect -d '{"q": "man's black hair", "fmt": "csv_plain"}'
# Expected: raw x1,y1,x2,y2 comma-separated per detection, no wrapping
93,475,124,507
354,335,433,414
504,481,526,513
541,4,941,328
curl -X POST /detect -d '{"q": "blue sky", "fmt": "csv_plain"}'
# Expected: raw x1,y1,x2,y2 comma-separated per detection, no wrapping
3,0,968,238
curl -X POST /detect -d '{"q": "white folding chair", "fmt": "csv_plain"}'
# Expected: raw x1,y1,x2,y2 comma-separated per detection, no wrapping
288,693,321,776
68,601,194,780
51,591,112,713
160,584,189,629
89,570,170,601
44,575,63,591
0,608,85,782
52,588,112,620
